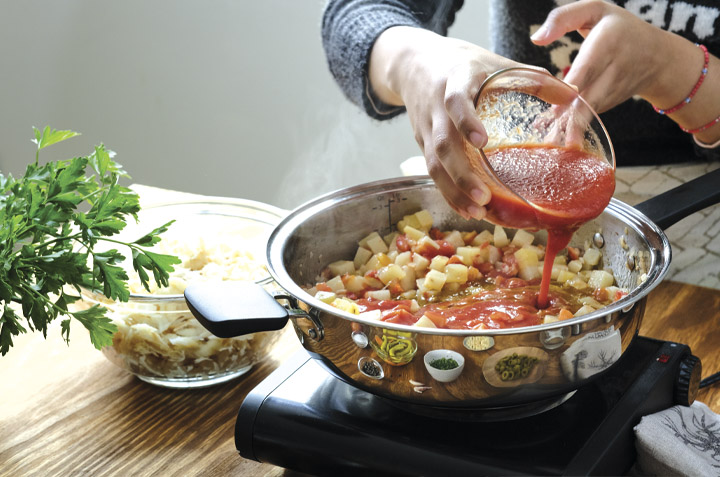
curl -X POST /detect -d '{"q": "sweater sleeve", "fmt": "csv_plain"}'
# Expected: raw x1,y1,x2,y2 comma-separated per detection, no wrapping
321,0,464,120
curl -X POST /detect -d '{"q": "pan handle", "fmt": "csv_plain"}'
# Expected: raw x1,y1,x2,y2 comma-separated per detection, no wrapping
633,167,720,230
184,282,290,337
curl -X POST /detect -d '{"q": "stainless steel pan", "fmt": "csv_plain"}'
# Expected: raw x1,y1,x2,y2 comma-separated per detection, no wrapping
186,169,720,410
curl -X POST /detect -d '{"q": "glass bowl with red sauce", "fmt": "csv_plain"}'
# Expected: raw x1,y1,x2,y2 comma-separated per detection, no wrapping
467,67,616,307
467,66,616,232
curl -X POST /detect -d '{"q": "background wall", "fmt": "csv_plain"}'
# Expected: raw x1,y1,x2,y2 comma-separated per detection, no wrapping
0,0,490,210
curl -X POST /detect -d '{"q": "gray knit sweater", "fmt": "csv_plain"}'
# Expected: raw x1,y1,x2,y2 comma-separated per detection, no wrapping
321,0,720,165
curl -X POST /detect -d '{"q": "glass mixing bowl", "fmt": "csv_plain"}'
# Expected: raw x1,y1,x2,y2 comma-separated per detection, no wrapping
81,199,287,388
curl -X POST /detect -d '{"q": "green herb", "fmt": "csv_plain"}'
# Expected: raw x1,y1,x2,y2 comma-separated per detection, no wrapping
430,357,459,370
0,127,181,356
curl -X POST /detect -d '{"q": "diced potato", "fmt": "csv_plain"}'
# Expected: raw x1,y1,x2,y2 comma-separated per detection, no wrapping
556,270,576,284
554,255,568,265
344,275,368,293
515,247,540,281
366,234,389,254
588,270,614,289
365,253,392,272
409,299,420,312
359,231,382,249
417,235,440,250
456,246,482,266
443,230,465,249
494,225,510,248
567,276,588,290
378,263,406,284
574,305,596,316
568,259,583,273
387,250,398,262
331,297,359,314
411,253,430,272
399,290,417,300
472,229,494,246
444,282,460,293
314,290,336,304
394,251,412,267
399,266,416,291
445,263,469,284
543,315,559,324
414,210,434,230
551,264,568,280
358,309,382,320
430,255,450,271
365,276,384,289
353,247,372,269
384,232,398,246
511,229,535,248
583,248,602,267
578,296,603,307
423,269,447,291
487,245,501,264
414,314,437,328
398,213,423,233
328,260,355,277
403,225,426,241
366,289,392,301
326,275,345,293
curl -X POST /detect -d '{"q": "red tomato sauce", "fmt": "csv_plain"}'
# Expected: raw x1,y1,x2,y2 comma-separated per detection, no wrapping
484,145,615,307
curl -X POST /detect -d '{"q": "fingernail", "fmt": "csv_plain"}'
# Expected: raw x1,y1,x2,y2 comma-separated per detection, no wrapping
469,131,486,149
531,25,547,42
471,188,489,204
467,205,482,219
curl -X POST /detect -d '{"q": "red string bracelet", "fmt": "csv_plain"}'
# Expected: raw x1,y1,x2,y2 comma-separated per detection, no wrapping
680,113,720,134
653,44,709,115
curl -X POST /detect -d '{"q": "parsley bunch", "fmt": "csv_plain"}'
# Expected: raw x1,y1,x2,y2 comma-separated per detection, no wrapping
0,127,181,356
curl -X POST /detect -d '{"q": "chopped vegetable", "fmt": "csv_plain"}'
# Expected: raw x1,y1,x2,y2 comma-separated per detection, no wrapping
429,357,459,370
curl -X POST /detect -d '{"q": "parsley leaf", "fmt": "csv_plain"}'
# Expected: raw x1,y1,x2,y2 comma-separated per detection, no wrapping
0,127,181,356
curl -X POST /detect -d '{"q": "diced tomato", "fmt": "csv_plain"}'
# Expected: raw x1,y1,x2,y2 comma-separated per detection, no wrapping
429,227,444,240
476,262,495,274
381,308,416,326
505,277,529,288
315,283,332,293
568,246,581,260
415,239,456,259
395,234,411,253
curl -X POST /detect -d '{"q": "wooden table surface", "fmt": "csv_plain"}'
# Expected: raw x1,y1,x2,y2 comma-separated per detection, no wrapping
1,280,718,477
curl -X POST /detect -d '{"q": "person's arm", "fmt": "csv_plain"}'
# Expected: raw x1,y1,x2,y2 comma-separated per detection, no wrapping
369,26,532,219
531,0,720,146
321,0,463,120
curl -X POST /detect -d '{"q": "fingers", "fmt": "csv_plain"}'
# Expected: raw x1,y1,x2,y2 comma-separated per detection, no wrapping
417,112,491,221
531,0,607,45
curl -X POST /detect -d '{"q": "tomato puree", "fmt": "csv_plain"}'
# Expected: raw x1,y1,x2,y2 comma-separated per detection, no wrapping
484,145,615,307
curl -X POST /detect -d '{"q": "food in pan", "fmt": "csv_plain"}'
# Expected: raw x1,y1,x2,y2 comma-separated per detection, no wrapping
307,210,628,330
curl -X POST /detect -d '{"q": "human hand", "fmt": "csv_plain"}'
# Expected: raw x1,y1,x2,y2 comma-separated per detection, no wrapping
530,0,674,114
370,27,536,220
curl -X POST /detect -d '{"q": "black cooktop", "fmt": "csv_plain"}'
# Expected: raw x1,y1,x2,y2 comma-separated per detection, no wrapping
235,336,698,476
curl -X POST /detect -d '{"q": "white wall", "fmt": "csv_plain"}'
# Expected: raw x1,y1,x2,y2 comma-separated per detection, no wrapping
0,0,490,210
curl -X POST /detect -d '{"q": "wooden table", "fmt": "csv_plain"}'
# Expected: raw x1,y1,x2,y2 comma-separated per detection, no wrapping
1,280,718,476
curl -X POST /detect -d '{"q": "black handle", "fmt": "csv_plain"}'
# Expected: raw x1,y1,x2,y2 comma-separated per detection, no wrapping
184,282,289,338
633,167,720,230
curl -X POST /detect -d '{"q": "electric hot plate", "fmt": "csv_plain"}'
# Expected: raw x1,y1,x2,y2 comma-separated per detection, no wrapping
235,336,700,476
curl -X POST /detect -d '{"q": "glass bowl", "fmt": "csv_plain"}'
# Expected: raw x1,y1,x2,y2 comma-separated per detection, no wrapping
369,328,418,366
81,198,287,388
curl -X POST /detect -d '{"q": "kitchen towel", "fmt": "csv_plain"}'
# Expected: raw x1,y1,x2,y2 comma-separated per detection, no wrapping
633,401,720,476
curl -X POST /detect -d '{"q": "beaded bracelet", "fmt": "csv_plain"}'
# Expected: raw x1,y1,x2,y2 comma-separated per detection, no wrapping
653,43,709,115
680,114,720,134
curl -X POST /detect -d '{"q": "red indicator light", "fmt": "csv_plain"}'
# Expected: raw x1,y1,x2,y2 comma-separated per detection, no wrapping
657,354,670,363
